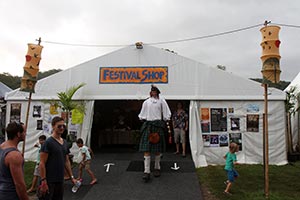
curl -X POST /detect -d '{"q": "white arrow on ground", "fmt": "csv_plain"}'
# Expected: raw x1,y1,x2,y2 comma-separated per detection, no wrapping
171,162,180,170
104,163,115,172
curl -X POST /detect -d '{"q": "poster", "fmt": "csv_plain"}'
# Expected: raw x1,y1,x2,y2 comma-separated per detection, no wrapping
229,133,242,151
209,135,219,147
69,131,77,141
200,108,210,133
37,120,43,130
10,103,21,123
49,103,59,115
230,118,240,131
247,114,259,132
202,135,210,147
247,104,259,113
219,133,229,147
71,109,84,124
210,108,227,132
33,105,42,118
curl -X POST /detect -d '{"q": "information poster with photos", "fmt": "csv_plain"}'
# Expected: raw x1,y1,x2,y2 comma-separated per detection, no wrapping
230,118,240,131
10,103,21,123
247,114,259,132
209,135,219,147
219,133,229,147
210,108,227,131
200,108,210,133
229,133,242,151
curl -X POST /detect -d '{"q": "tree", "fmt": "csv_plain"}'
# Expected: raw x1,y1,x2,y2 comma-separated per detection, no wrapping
0,69,62,90
285,86,300,153
57,83,86,128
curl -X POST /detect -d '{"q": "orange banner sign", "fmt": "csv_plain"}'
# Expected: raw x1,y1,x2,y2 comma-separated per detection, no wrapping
99,66,168,84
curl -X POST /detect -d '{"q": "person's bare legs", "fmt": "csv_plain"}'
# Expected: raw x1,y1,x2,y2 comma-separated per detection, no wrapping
27,176,38,193
86,169,97,184
175,143,180,154
77,164,84,180
182,142,186,156
224,181,232,194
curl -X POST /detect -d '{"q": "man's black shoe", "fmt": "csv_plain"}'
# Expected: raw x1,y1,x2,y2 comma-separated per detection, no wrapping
153,169,161,177
142,173,150,182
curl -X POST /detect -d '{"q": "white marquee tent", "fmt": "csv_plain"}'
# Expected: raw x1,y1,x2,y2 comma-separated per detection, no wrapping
5,45,287,167
285,72,300,151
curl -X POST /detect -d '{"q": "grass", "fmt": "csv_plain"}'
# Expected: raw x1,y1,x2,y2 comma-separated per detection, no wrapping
24,161,36,189
197,161,300,200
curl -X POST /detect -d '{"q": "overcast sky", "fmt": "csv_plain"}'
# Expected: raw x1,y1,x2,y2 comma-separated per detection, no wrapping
1,0,299,81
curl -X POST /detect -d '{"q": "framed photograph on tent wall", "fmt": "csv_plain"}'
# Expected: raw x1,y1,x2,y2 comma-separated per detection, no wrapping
10,103,21,123
33,105,42,118
210,108,227,132
246,114,259,132
229,133,242,151
230,117,240,131
37,120,43,130
202,135,210,147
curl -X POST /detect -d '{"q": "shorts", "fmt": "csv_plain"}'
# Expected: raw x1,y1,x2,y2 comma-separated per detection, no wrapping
80,160,91,170
226,169,239,182
33,163,40,176
174,128,186,144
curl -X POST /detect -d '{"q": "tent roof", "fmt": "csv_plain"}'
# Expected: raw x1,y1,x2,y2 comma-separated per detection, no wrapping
0,82,12,98
5,45,285,101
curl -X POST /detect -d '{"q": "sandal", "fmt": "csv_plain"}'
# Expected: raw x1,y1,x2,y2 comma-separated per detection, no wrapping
223,191,232,195
90,179,97,185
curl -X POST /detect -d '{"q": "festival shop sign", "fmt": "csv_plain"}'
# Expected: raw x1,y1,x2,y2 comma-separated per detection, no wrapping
99,66,168,84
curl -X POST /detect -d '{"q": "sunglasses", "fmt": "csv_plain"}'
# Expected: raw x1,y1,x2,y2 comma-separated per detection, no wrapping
57,124,66,129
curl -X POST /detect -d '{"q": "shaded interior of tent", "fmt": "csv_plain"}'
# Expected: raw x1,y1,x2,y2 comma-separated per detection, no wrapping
90,100,190,152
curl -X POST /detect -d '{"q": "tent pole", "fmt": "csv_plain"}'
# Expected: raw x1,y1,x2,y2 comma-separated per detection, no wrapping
22,92,32,156
264,83,269,198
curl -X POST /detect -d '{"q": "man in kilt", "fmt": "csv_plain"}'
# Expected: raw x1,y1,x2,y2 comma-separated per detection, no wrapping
138,85,171,182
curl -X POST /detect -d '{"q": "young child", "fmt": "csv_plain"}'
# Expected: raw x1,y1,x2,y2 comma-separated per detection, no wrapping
223,142,239,195
27,135,46,194
76,138,97,185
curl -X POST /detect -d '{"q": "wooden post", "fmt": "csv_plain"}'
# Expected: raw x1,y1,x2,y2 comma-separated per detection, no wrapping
264,83,269,198
21,37,42,156
21,92,32,156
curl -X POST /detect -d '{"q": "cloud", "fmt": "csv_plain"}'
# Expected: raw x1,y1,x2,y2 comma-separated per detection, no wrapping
0,0,299,81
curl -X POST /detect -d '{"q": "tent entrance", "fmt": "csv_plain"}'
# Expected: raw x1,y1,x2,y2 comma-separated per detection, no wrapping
91,100,143,152
91,100,190,153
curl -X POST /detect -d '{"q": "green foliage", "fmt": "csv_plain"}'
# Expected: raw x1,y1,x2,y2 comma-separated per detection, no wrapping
197,162,300,200
0,69,62,90
0,72,21,89
285,86,300,114
57,83,86,113
24,161,36,189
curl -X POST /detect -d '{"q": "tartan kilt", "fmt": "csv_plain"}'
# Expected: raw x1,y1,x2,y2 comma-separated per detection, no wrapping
139,120,166,153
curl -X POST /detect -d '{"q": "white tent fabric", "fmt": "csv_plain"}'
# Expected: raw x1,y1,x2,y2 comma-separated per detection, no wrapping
4,45,287,166
189,101,207,167
285,72,300,151
6,45,285,101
